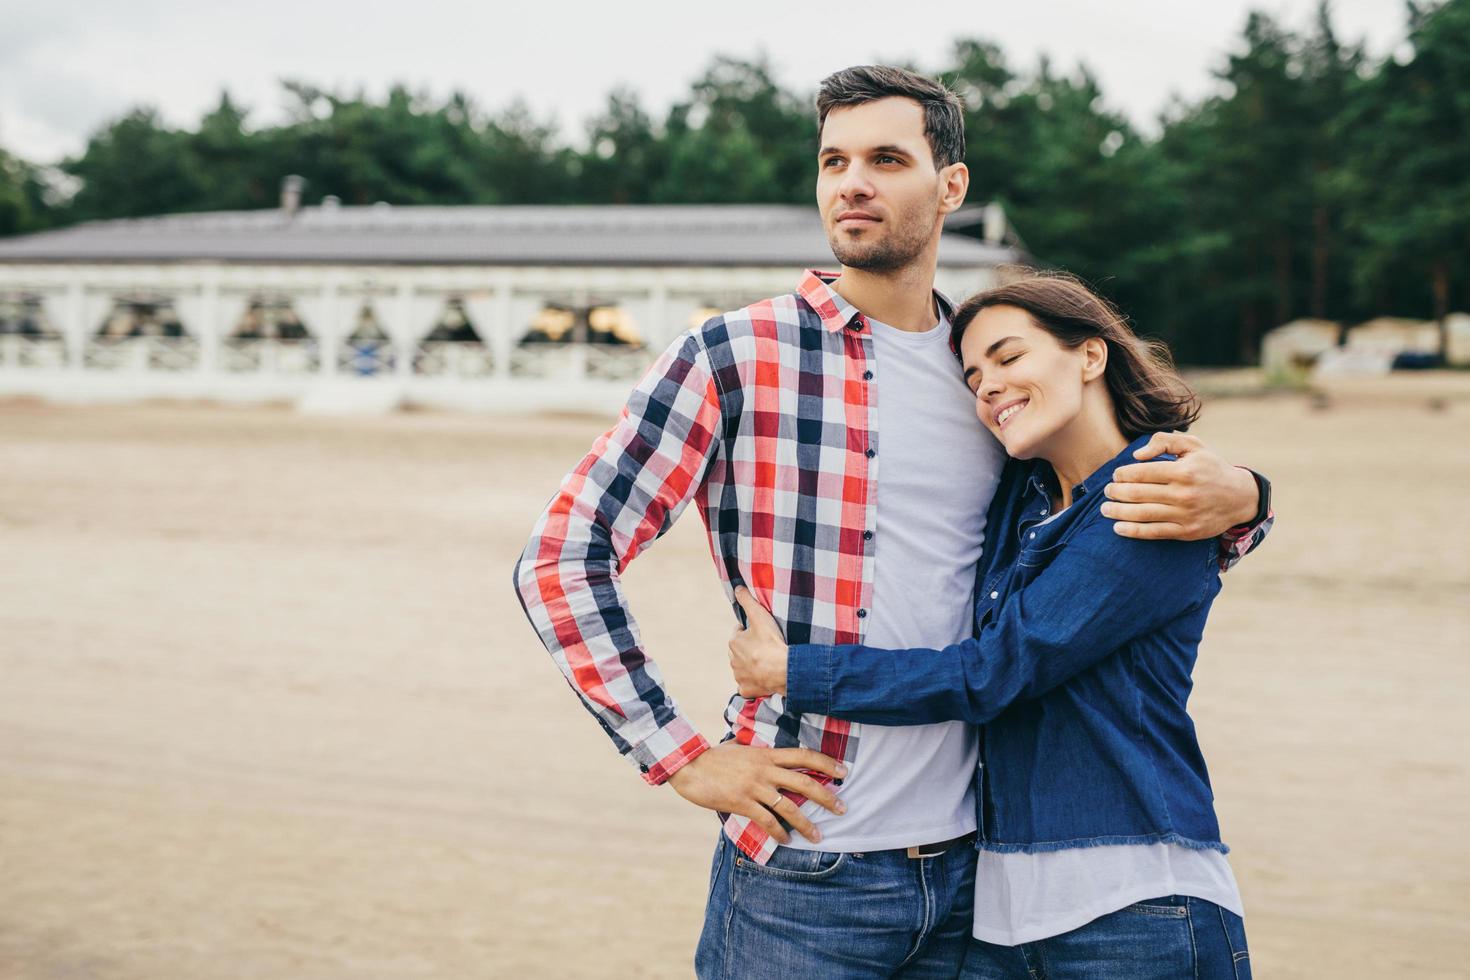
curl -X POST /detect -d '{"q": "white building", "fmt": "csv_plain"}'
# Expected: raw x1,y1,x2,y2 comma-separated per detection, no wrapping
0,199,1020,414
1345,317,1441,357
1260,318,1341,373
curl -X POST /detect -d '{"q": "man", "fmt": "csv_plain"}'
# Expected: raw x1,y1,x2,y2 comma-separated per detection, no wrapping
513,65,1269,977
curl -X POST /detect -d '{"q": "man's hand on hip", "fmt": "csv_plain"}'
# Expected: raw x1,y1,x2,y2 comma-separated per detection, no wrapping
1101,432,1259,541
666,741,847,846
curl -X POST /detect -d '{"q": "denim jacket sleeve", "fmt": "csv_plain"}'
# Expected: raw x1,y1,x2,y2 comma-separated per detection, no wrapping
785,512,1218,726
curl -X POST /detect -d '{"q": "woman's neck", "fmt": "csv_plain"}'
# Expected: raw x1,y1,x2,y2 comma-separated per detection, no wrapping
1042,396,1129,512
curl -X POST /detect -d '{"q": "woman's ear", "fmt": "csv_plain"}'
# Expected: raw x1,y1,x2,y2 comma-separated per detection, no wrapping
1082,337,1108,382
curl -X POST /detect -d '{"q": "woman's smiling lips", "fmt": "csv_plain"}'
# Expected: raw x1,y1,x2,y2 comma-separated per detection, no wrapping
992,398,1029,428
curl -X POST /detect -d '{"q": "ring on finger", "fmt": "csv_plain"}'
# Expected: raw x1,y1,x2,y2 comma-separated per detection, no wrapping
769,793,784,808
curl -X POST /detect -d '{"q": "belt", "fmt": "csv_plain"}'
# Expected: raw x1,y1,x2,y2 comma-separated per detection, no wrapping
905,831,976,860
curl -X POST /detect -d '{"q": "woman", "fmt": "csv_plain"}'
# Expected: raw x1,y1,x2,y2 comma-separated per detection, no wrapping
728,272,1254,978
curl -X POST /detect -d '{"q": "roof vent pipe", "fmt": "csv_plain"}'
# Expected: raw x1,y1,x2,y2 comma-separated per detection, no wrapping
982,202,1007,244
280,175,305,216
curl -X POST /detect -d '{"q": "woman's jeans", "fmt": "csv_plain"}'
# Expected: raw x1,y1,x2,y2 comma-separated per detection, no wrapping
695,832,976,979
960,894,1252,980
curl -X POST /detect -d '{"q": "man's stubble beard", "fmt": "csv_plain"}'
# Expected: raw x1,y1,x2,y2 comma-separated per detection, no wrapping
827,196,940,273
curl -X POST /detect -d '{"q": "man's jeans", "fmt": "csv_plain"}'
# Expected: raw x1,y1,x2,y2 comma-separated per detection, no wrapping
960,894,1251,979
695,832,976,979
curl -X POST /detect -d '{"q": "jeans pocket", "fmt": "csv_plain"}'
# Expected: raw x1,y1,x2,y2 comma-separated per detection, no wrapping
1123,899,1190,918
1050,896,1193,978
733,844,846,882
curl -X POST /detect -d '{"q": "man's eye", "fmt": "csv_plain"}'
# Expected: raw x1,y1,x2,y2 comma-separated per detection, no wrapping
877,155,900,164
822,158,845,168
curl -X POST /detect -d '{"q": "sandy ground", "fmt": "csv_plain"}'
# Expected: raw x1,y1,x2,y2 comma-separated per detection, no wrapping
1,384,1467,979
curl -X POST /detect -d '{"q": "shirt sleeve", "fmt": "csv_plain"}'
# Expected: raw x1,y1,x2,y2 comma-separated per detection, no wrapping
1216,467,1274,572
786,516,1218,726
513,331,724,785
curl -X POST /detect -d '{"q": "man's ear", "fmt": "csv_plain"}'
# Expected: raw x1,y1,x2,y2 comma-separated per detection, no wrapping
939,162,969,215
1082,337,1108,382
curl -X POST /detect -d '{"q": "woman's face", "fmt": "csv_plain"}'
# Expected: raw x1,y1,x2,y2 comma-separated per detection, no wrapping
959,305,1092,460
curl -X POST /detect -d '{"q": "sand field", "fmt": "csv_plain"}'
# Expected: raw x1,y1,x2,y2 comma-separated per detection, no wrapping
1,383,1467,978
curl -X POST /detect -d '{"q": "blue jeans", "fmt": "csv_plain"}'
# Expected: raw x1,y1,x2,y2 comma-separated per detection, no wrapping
695,832,976,979
960,894,1251,979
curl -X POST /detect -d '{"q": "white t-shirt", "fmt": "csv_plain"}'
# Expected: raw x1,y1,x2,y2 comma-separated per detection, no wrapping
787,312,1006,853
973,844,1244,945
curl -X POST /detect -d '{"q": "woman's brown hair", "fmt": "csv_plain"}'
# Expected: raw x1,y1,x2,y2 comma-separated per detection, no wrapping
951,270,1201,438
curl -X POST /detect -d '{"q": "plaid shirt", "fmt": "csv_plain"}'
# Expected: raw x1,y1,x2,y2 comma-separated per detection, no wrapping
514,269,1269,865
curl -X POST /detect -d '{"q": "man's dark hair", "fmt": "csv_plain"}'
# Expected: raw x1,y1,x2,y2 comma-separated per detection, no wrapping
815,65,966,170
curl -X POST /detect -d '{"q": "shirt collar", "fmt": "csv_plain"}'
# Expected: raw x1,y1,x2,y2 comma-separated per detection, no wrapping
1023,432,1157,503
797,269,956,335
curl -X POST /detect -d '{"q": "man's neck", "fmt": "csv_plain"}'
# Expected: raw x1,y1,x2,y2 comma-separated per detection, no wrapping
829,261,940,333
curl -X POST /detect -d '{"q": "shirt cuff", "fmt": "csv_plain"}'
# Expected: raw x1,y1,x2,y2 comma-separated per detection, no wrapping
635,716,711,786
1217,511,1274,572
785,643,833,716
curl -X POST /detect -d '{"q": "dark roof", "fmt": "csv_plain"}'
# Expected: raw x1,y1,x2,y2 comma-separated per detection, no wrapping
0,204,1018,268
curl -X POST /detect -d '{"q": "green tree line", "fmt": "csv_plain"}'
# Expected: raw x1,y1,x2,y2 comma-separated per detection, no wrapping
2,0,1466,364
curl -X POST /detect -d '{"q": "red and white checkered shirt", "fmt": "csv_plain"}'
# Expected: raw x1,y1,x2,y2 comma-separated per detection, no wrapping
514,269,1265,864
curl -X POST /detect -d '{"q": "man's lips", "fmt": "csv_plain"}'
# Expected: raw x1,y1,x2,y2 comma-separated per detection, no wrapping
836,212,880,225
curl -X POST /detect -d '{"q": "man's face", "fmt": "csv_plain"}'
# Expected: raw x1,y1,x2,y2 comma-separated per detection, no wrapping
816,97,947,273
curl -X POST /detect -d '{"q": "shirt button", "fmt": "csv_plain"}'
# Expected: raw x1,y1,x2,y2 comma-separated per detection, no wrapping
865,448,876,458
863,530,873,540
857,608,867,619
863,370,873,380
1029,532,1036,539
990,591,999,599
848,321,862,331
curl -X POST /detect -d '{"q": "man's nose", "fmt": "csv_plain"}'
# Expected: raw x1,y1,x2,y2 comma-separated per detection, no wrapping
838,164,874,201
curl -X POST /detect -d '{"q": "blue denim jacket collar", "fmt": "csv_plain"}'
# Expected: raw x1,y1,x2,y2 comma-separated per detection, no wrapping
1001,435,1156,562
1019,433,1152,513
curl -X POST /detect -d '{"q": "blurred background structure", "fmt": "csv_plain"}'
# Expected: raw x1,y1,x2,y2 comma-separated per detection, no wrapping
2,1,1468,377
0,198,1016,411
2,2,1468,978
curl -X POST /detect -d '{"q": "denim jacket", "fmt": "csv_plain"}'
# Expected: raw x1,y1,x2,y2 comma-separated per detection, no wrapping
786,433,1232,855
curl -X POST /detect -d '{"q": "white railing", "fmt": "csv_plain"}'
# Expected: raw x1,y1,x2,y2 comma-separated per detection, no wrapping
220,338,320,374
338,340,396,376
509,344,651,381
0,335,67,369
585,345,653,382
2,336,654,384
84,337,200,372
509,344,582,380
414,341,494,378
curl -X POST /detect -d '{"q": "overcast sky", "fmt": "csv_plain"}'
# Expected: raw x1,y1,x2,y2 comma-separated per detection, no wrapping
0,0,1410,164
